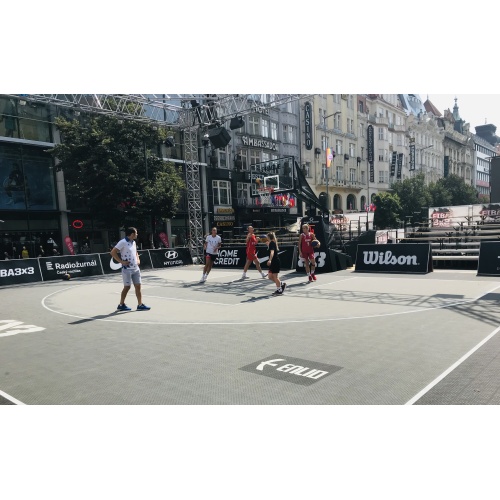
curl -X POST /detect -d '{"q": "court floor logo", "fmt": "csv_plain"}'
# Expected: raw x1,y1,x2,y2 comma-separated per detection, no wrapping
240,354,342,386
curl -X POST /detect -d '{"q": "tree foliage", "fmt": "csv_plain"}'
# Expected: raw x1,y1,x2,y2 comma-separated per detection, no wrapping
373,191,402,229
375,174,480,227
391,174,433,221
48,115,185,228
429,174,478,207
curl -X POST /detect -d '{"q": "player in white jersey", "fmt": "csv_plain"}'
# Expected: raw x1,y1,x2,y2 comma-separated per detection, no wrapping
200,227,222,282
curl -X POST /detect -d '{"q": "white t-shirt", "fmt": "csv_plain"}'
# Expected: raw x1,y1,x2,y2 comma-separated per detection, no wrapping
114,237,138,269
205,234,222,255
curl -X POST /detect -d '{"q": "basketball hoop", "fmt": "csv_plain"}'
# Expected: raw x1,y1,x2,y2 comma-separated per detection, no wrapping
258,187,273,207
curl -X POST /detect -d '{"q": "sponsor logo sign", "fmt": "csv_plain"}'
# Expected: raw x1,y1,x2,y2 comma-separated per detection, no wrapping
0,258,42,285
304,101,313,150
240,354,342,386
149,248,192,269
211,246,295,269
40,254,103,281
355,243,432,274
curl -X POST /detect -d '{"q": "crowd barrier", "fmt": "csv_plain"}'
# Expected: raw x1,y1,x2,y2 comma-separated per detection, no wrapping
0,248,193,286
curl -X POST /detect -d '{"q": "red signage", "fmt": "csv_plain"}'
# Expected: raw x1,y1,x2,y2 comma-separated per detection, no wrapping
72,220,84,229
64,236,75,255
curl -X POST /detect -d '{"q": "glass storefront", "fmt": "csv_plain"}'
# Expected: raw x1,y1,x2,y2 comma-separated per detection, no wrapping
0,96,52,143
0,143,57,210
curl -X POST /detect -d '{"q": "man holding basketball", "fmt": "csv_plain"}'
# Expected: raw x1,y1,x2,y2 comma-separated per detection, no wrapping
299,223,318,282
200,227,222,282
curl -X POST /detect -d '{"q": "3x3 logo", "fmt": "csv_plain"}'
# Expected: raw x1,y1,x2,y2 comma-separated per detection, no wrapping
0,320,45,338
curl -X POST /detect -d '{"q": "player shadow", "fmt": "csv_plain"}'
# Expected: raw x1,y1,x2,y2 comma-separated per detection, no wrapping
68,311,124,325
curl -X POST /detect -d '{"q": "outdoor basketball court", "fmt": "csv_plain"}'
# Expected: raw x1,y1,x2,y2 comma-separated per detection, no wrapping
2,264,500,405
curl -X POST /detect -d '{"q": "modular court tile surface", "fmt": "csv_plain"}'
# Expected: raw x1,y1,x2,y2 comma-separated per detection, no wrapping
2,265,500,405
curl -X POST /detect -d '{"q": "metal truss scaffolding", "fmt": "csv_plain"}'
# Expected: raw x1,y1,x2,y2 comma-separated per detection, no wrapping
5,94,314,259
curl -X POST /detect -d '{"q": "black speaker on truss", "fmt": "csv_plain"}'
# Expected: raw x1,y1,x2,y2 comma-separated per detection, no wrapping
208,127,231,149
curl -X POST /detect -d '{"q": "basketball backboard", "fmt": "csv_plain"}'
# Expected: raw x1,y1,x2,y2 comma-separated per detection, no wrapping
250,156,295,197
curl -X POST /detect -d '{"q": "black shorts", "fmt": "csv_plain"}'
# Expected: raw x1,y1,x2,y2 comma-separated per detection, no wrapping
205,253,217,261
269,258,281,274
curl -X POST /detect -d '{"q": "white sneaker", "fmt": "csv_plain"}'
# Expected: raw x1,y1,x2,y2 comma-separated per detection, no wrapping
261,272,267,278
241,274,248,279
200,274,207,282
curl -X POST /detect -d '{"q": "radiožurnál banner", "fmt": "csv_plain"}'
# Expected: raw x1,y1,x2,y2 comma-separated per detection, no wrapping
0,258,43,285
354,243,432,274
39,254,104,281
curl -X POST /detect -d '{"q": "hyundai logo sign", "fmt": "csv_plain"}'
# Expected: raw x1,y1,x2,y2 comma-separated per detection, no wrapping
165,250,179,260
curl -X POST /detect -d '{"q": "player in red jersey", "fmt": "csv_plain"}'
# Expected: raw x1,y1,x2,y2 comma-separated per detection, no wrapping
299,223,317,282
241,225,267,279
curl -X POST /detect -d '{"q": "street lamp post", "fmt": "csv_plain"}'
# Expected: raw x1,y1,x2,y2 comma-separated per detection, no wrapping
322,111,341,214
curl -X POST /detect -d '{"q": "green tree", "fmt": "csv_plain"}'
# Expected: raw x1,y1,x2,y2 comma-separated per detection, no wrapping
373,191,402,229
429,174,478,207
391,173,433,221
48,115,185,229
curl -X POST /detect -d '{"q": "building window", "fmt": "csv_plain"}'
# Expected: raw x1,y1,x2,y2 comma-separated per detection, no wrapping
334,113,341,130
261,119,269,138
249,116,259,135
321,163,327,180
360,146,365,160
283,124,296,143
336,166,343,181
350,168,356,182
349,143,355,157
249,150,260,165
333,94,340,104
237,182,251,205
358,101,364,113
238,150,248,171
378,127,385,140
336,140,343,155
378,149,385,162
321,135,328,151
303,161,311,177
361,170,366,184
212,180,231,205
218,147,228,169
262,152,270,163
270,122,277,141
348,95,354,109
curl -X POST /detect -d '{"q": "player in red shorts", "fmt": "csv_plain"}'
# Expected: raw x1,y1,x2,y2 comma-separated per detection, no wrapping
241,225,267,279
299,223,317,282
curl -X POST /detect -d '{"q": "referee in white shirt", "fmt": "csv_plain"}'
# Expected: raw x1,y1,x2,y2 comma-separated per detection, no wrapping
200,227,222,282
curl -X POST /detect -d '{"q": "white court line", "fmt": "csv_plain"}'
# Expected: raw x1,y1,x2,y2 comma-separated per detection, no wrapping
40,279,500,326
405,323,500,405
0,389,25,405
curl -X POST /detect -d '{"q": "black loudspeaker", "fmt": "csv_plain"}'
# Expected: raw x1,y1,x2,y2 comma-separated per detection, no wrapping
491,157,500,203
208,127,231,149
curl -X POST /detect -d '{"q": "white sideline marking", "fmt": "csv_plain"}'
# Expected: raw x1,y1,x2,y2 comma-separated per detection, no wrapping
406,324,500,405
0,389,25,405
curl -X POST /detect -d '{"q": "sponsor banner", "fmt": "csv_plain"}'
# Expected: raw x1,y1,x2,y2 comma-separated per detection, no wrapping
149,248,192,269
477,241,500,276
40,254,104,281
397,153,403,179
355,243,432,274
211,246,296,270
0,258,43,285
409,144,415,170
304,101,313,150
64,236,75,255
240,354,342,386
101,250,153,274
390,151,397,176
158,232,169,248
